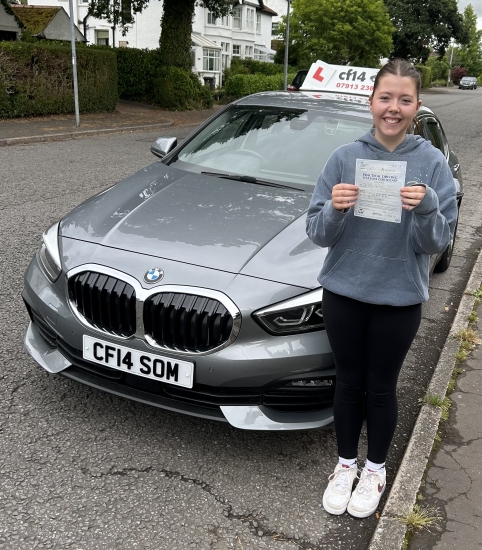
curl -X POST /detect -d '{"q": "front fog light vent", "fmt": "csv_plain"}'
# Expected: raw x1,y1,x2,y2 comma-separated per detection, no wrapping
287,379,334,387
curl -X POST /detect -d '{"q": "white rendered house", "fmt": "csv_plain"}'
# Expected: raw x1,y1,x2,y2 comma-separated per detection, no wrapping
26,0,277,88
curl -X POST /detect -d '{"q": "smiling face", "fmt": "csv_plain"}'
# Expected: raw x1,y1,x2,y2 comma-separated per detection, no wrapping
369,74,422,151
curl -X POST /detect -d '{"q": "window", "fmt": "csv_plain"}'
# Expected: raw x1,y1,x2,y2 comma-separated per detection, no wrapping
232,44,240,56
233,7,241,29
96,30,109,46
244,45,253,58
221,15,230,26
271,22,279,36
203,48,220,71
221,42,230,53
245,8,255,31
424,118,448,155
256,13,261,33
207,12,217,25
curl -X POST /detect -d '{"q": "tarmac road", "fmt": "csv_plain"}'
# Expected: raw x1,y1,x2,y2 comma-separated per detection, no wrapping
0,88,481,550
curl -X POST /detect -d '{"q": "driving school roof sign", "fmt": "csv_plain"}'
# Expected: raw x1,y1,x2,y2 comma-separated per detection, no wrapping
300,60,380,96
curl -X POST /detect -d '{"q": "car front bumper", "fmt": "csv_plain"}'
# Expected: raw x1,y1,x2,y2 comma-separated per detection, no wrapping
23,254,335,431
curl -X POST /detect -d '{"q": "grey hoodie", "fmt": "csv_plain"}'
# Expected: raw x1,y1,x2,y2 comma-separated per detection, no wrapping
306,129,458,306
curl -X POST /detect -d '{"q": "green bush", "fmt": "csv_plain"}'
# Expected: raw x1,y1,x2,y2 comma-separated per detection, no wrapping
432,79,448,87
416,65,432,88
113,46,163,101
153,67,212,110
224,57,296,81
478,75,482,86
425,56,449,81
0,42,117,118
224,72,296,98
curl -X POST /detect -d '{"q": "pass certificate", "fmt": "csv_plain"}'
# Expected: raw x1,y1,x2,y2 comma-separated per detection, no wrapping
354,159,407,223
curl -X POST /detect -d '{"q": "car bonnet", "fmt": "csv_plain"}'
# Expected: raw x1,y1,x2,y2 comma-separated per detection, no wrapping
60,162,311,276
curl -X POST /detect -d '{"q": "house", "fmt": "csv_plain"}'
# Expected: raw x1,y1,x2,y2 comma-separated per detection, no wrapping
4,3,85,41
0,0,22,40
26,0,277,87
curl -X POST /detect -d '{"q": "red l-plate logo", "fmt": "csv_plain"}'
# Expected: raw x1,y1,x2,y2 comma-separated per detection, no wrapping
313,67,324,82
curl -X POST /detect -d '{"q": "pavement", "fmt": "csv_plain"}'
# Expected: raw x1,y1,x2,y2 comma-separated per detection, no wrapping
0,100,224,146
1,102,481,550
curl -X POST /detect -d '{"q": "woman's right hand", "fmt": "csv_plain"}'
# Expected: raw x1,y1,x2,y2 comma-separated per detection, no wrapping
332,184,359,212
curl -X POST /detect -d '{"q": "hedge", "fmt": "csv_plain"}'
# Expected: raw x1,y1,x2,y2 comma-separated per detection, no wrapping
225,72,296,98
154,66,212,110
224,57,297,81
415,65,432,88
114,46,163,101
0,42,117,118
89,45,212,109
478,75,482,86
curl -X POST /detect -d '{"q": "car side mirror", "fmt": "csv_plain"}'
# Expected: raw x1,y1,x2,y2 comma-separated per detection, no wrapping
151,137,177,158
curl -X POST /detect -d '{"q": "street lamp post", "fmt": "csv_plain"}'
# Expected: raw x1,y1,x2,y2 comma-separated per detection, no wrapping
68,0,80,127
283,0,291,91
446,42,454,87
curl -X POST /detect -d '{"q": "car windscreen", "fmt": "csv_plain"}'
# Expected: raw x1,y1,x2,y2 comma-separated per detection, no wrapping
170,106,372,188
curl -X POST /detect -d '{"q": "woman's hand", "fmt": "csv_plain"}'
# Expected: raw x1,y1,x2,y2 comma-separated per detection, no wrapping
400,185,426,210
332,183,359,212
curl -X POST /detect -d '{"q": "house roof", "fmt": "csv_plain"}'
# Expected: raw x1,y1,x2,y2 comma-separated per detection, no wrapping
10,5,60,35
257,0,278,16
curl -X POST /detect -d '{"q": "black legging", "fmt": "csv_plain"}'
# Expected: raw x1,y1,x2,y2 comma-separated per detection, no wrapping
322,289,422,464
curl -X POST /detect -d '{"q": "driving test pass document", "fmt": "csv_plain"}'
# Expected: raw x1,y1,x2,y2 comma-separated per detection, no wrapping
354,159,407,223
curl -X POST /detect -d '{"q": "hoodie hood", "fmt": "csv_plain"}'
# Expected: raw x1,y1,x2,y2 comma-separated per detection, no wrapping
357,128,426,155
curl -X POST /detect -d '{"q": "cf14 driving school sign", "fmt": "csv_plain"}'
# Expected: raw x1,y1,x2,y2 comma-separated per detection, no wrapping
300,60,380,96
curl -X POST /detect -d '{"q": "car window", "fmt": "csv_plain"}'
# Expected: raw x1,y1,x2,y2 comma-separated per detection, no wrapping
423,118,448,156
172,106,372,187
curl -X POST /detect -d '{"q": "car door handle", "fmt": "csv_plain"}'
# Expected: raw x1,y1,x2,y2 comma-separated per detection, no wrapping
453,163,460,173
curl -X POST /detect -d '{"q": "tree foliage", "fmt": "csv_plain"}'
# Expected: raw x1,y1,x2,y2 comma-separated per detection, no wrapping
274,0,394,68
457,4,482,76
425,55,450,81
384,0,468,63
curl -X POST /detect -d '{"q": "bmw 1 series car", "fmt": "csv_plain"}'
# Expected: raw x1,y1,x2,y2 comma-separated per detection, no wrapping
23,89,463,431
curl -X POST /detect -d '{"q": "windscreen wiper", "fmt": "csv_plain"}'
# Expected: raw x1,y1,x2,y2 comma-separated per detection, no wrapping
201,171,305,192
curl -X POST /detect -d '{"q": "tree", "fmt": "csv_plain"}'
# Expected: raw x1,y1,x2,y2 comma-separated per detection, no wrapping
274,0,394,68
384,0,468,63
425,55,450,82
450,66,467,84
457,4,482,76
88,0,233,71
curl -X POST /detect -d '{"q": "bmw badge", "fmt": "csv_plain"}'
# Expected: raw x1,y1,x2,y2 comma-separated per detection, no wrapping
144,267,164,284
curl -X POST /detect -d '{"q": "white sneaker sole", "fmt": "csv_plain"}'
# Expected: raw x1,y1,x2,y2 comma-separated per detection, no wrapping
347,485,385,518
322,493,350,516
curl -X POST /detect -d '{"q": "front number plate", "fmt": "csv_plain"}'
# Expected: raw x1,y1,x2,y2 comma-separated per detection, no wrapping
83,335,194,388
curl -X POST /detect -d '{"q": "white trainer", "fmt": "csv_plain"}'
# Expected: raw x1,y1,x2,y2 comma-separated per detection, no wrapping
322,463,359,515
347,467,386,518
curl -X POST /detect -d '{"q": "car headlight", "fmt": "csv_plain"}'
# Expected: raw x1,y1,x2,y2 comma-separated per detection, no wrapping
38,222,61,282
253,288,324,335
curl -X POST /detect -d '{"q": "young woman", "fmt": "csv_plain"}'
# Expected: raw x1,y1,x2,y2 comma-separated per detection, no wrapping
306,59,458,518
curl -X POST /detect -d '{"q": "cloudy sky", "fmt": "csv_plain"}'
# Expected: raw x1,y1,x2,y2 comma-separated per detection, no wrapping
458,0,482,29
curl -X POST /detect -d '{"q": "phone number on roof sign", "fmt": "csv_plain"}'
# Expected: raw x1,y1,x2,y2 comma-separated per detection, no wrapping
336,83,374,91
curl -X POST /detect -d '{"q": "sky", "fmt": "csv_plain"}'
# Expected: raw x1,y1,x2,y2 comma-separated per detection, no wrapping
458,0,482,29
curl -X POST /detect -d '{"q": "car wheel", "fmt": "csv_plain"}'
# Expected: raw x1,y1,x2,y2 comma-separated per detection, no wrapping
434,210,459,273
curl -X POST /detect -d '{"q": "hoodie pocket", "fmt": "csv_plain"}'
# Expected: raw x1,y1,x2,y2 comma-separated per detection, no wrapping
321,249,425,304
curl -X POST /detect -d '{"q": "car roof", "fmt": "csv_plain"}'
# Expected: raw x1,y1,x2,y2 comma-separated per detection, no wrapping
234,91,373,119
233,91,436,120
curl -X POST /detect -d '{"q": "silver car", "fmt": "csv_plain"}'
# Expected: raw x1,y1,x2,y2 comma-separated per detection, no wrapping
23,92,463,431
